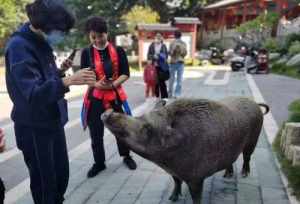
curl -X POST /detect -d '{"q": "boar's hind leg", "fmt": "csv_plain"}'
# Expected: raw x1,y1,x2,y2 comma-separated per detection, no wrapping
242,128,260,177
188,180,204,204
223,165,234,178
242,152,251,177
169,176,182,202
242,143,257,177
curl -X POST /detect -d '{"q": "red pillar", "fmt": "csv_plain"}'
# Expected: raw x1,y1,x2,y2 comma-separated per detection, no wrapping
138,31,144,69
242,2,247,23
192,24,197,60
220,10,226,40
200,11,205,44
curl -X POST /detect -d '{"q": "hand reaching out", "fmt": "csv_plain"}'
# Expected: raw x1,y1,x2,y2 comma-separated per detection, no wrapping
63,68,96,87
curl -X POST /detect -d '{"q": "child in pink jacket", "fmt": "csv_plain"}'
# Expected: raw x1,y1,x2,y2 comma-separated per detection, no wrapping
143,63,157,98
0,128,5,153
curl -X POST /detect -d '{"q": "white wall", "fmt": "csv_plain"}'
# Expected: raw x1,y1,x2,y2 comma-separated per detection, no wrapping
277,16,300,37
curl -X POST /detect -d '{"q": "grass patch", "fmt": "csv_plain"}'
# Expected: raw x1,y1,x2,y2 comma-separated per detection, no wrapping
271,63,300,80
273,100,300,199
288,100,300,122
273,130,300,199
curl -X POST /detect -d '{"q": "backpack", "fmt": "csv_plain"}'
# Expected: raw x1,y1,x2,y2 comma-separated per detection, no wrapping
171,40,187,59
173,44,182,57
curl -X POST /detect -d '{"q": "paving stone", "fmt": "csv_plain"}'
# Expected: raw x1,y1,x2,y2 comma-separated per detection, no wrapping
261,187,289,201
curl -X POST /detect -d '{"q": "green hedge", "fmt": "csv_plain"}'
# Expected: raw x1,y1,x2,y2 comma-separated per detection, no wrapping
271,63,300,79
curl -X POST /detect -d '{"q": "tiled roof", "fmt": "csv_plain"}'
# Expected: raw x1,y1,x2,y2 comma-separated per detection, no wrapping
204,0,245,9
136,24,178,31
173,17,201,24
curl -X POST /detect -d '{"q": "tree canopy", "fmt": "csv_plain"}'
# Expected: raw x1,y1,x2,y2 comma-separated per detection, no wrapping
1,0,215,51
121,5,160,33
236,12,280,47
0,0,29,52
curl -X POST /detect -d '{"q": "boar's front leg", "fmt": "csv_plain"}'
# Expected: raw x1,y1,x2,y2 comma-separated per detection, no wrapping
169,176,182,202
188,180,204,204
223,164,234,178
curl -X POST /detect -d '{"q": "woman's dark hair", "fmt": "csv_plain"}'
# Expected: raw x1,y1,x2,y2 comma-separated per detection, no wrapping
26,0,75,33
174,30,182,39
85,17,108,34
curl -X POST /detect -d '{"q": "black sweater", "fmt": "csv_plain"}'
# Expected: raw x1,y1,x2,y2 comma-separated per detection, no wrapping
80,45,130,79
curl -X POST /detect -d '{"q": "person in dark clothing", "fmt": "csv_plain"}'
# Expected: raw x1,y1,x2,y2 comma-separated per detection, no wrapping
80,16,137,178
0,177,4,204
147,33,169,99
4,1,96,204
0,128,4,204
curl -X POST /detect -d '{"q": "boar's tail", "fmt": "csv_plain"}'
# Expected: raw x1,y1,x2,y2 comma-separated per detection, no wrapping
258,103,270,115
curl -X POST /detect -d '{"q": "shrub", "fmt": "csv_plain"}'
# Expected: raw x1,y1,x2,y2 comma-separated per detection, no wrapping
271,63,287,73
273,99,300,199
207,40,224,51
285,33,300,49
271,63,300,79
184,58,201,66
263,38,280,52
289,41,300,55
288,100,300,122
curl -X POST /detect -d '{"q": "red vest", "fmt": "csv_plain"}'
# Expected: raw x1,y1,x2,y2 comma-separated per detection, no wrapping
84,43,127,109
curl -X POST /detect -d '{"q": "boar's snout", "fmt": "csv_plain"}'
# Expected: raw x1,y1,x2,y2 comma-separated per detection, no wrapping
101,109,114,122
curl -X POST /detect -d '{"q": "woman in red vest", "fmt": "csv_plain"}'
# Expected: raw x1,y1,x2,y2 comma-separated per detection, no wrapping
80,17,137,178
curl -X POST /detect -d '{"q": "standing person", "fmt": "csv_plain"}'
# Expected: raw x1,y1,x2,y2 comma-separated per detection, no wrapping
0,128,5,204
0,177,4,204
147,33,169,99
168,30,187,98
4,1,96,203
80,16,137,178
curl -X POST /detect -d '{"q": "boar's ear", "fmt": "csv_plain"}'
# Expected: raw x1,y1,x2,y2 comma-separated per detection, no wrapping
160,126,184,149
154,99,167,109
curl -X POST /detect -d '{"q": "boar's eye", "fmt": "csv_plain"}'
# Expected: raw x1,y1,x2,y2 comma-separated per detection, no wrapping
153,99,167,109
142,124,154,136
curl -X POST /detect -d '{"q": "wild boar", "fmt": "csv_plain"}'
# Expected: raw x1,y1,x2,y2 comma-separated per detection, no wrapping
101,97,269,204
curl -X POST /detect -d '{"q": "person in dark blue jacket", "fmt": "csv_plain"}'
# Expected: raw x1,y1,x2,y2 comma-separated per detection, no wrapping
4,1,96,203
147,33,169,99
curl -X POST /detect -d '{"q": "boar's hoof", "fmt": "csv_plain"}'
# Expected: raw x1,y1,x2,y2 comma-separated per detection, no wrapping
223,171,234,178
223,166,234,178
169,193,180,202
241,169,250,178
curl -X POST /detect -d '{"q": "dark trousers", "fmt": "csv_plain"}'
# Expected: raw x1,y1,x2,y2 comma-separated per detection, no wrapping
155,66,168,99
14,124,69,204
155,80,168,99
87,100,130,166
0,177,4,204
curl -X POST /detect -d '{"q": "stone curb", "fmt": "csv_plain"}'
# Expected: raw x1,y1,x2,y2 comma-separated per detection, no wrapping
246,73,299,204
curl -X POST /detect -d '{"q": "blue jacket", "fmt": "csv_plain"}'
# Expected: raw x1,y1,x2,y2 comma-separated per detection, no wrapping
5,23,69,128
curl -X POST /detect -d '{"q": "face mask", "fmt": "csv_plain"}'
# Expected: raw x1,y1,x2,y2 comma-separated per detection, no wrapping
45,30,65,46
93,42,108,50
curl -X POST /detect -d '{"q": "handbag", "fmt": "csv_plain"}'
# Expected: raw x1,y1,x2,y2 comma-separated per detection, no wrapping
157,53,170,81
158,68,170,81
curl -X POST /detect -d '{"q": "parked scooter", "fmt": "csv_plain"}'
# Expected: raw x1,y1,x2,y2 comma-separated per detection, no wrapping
230,46,258,73
209,47,225,65
230,46,248,71
247,48,269,74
